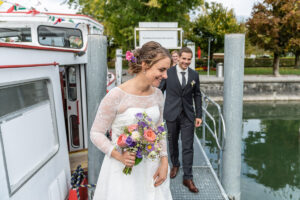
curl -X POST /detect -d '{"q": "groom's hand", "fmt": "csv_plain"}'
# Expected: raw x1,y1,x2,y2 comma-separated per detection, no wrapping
195,118,202,127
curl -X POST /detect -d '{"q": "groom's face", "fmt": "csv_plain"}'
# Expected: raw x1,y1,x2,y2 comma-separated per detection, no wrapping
178,52,192,70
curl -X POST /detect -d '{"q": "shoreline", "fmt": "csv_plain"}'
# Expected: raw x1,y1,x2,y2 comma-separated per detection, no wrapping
111,69,300,101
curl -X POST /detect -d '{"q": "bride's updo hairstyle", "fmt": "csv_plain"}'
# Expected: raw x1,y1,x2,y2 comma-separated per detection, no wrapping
128,41,172,74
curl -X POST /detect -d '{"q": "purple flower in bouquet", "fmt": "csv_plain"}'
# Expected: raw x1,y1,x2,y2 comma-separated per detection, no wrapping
136,149,142,158
146,116,152,122
125,136,136,147
157,126,165,133
119,112,166,175
135,113,143,120
146,144,154,152
138,121,147,128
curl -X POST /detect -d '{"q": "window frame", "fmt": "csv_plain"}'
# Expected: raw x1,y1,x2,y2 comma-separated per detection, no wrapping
0,27,32,43
0,78,60,196
37,25,83,49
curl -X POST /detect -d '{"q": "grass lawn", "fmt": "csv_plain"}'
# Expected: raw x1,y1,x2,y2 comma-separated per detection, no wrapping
197,67,300,75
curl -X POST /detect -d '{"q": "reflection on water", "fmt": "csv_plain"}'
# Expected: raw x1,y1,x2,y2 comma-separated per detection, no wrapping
198,102,300,200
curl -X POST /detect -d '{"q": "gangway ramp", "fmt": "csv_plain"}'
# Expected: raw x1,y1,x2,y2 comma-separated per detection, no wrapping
169,135,228,200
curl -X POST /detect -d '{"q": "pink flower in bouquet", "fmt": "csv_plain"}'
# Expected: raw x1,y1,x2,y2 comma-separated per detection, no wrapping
117,134,127,147
144,129,156,142
127,124,138,133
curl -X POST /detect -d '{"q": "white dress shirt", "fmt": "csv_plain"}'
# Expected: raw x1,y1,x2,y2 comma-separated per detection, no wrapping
176,64,188,86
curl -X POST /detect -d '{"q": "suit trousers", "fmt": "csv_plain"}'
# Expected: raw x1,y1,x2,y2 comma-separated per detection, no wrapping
166,111,194,180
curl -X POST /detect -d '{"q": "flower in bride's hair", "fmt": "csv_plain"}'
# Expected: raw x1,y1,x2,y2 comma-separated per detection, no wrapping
117,134,127,147
126,51,136,63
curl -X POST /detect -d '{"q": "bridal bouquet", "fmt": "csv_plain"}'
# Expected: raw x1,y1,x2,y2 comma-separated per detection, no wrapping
116,112,166,175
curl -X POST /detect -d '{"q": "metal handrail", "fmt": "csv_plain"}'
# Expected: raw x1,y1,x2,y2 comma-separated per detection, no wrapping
201,92,226,150
201,91,226,178
202,109,222,150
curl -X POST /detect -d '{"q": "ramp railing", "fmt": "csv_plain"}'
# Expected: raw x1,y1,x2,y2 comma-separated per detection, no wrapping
201,91,226,178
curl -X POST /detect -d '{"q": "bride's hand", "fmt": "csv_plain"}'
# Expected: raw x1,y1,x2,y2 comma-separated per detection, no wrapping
153,157,168,187
121,151,136,167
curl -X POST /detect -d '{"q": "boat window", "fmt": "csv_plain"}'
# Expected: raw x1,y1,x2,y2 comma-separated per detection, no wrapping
70,115,80,147
0,28,32,43
67,66,77,101
38,26,83,49
0,80,49,118
0,80,59,195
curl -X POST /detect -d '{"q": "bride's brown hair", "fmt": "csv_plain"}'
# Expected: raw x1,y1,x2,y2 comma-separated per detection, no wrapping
128,41,172,74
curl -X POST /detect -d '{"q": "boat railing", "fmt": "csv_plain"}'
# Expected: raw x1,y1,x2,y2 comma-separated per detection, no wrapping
201,91,226,178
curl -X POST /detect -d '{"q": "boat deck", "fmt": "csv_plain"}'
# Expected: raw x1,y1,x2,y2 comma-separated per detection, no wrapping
169,135,228,200
69,149,88,172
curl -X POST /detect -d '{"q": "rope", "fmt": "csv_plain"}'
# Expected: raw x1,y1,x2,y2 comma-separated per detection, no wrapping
71,165,96,200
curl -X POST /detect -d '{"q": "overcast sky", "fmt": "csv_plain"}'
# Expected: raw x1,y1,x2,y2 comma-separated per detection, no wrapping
1,0,262,18
205,0,262,17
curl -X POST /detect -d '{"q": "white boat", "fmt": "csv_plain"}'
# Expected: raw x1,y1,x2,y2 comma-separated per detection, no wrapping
0,11,115,200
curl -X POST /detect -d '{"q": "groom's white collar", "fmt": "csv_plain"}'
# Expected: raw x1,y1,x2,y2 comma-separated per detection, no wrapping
176,64,188,73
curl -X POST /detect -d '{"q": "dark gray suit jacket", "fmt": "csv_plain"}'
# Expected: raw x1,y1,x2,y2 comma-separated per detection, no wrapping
159,66,202,122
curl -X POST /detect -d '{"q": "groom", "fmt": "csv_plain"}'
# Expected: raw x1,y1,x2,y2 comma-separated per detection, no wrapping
159,47,202,193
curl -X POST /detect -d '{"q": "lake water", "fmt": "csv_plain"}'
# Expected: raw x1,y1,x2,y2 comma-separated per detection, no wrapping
198,101,300,200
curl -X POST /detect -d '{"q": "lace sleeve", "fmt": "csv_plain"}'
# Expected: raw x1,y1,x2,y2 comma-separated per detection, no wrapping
156,89,168,157
90,88,121,157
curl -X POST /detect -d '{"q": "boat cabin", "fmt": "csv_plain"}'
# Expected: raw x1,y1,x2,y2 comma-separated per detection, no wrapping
0,12,114,200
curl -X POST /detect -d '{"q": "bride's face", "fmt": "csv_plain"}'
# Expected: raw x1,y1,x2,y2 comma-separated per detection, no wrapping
144,57,170,87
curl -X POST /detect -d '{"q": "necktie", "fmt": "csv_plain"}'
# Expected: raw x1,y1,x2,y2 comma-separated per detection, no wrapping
181,72,186,89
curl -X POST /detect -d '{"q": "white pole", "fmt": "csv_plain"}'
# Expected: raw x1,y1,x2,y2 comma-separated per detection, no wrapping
207,37,211,76
115,49,123,85
222,34,245,200
187,42,195,70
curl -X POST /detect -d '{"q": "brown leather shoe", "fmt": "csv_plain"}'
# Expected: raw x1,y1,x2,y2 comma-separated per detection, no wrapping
170,167,179,179
183,179,199,193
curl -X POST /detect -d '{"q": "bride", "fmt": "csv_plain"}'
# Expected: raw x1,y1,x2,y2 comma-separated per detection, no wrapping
90,41,173,200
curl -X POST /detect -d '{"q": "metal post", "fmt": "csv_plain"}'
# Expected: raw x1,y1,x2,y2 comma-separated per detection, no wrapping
216,63,223,78
221,34,245,200
187,42,195,70
202,98,206,146
207,37,211,76
134,28,137,49
86,35,108,199
115,49,123,85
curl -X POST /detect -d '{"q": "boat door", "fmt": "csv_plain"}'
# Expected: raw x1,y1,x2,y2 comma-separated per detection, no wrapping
60,65,85,152
0,64,70,200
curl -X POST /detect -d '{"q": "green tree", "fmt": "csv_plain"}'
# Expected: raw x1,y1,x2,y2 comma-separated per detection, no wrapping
284,0,300,68
287,38,300,68
186,2,242,63
68,0,203,53
246,0,299,76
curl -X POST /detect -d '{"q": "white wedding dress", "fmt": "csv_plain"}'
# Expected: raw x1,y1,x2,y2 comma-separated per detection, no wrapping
90,87,173,200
